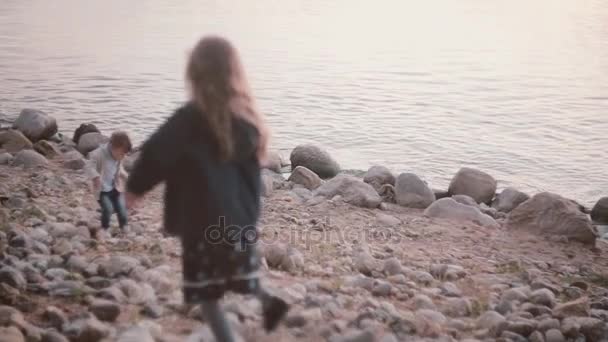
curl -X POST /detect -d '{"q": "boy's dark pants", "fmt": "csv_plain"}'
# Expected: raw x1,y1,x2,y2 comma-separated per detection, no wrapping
99,189,128,229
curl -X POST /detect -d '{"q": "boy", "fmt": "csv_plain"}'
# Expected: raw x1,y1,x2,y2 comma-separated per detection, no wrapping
87,131,132,237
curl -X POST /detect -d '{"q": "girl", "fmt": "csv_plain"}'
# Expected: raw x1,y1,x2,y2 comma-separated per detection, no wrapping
125,36,288,341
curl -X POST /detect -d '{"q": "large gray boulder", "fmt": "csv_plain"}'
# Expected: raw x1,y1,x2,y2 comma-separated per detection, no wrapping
12,150,48,168
363,165,395,193
290,144,340,178
288,166,322,190
12,109,58,142
77,133,109,155
492,187,530,213
506,192,596,245
314,175,381,208
448,167,497,204
591,197,608,225
72,123,100,144
424,198,499,228
394,173,435,209
0,130,33,153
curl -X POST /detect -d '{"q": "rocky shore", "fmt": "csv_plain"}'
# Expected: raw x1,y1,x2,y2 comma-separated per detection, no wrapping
1,108,608,342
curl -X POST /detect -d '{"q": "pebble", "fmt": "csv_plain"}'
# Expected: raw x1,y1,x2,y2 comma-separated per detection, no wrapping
439,282,462,297
382,258,403,276
0,326,25,342
545,328,566,342
413,271,434,286
63,317,112,342
537,318,561,332
476,310,506,331
0,266,27,291
90,299,121,322
530,288,556,308
331,329,375,342
44,306,68,330
529,330,545,342
412,294,437,310
42,330,70,342
141,302,164,319
553,297,590,318
371,280,392,297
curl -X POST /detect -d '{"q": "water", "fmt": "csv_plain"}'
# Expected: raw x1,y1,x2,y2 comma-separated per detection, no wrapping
0,0,607,205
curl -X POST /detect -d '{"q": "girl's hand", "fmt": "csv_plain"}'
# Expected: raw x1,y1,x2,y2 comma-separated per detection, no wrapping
125,192,141,209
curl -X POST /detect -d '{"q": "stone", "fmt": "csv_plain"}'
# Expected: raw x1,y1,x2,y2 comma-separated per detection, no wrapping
561,317,607,341
538,318,560,332
314,175,381,208
394,173,436,209
506,192,596,245
414,309,447,335
553,297,590,318
545,329,566,342
0,130,33,153
529,331,545,342
530,289,556,308
382,258,403,276
476,310,506,331
141,302,164,319
500,331,527,342
12,150,48,168
116,325,155,342
290,144,340,178
142,268,176,294
77,133,108,155
42,330,69,342
44,306,68,330
413,271,434,285
492,187,530,213
413,294,437,310
363,165,395,193
72,124,100,144
0,267,27,291
440,282,462,297
33,140,61,159
0,326,25,342
452,194,478,207
118,279,157,304
0,152,13,165
444,298,472,317
591,197,608,224
288,166,322,190
262,150,283,173
48,281,93,298
99,255,140,278
332,330,375,342
424,198,499,228
0,305,26,328
371,280,392,297
353,251,377,276
501,287,530,303
429,264,466,281
63,317,111,342
63,158,86,170
12,109,58,142
90,299,121,322
505,319,537,337
448,167,497,204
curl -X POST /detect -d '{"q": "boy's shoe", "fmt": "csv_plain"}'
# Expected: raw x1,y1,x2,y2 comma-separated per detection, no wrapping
262,295,289,332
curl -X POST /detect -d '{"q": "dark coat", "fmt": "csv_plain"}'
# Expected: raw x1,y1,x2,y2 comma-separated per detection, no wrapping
126,102,262,238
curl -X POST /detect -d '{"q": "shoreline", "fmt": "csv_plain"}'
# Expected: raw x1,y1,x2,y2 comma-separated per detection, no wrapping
1,108,608,341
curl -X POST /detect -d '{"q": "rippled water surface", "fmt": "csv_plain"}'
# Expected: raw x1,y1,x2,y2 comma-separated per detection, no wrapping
1,0,607,205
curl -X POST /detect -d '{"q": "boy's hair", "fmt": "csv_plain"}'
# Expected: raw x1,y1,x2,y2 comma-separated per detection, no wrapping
110,131,132,152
